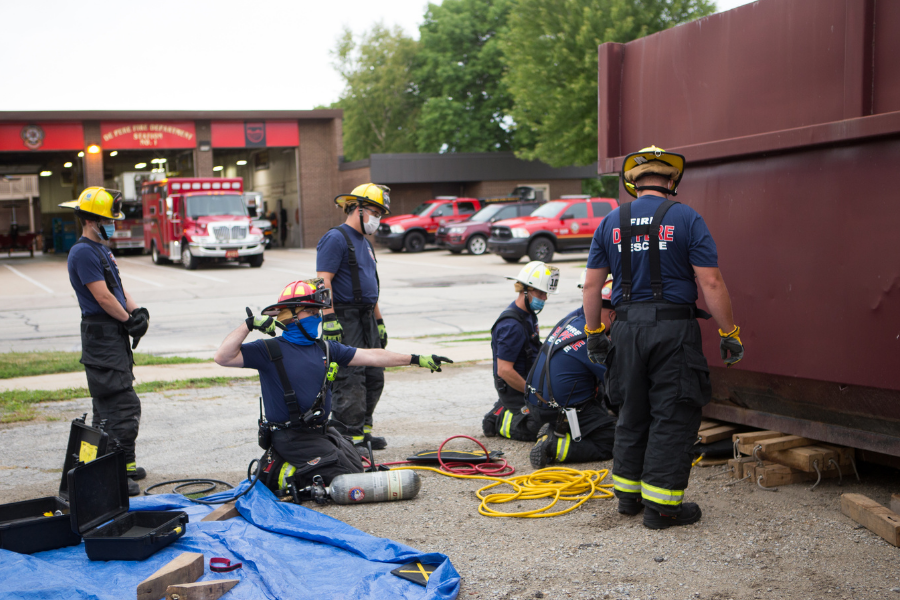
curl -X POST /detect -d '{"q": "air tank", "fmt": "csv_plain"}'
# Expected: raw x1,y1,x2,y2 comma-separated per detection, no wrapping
327,470,421,505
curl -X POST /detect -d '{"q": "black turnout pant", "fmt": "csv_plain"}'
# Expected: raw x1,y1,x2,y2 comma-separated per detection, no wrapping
329,305,384,440
606,303,711,514
531,402,616,463
483,389,542,442
267,426,363,490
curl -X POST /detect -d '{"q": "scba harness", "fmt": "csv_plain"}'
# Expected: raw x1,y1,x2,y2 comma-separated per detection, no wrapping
257,338,338,450
490,308,541,394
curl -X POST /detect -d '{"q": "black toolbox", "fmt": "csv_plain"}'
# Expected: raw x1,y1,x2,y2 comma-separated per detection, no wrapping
0,416,108,554
68,450,188,561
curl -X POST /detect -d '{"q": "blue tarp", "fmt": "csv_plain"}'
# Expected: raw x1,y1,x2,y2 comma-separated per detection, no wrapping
0,482,459,600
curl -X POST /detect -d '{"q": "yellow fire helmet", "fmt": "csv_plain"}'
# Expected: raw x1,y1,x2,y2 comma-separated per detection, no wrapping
506,260,560,294
334,183,391,215
59,187,125,220
621,145,685,198
578,270,614,308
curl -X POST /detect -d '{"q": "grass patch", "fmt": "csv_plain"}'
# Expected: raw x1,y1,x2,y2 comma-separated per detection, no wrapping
441,337,491,343
0,376,257,424
0,351,210,380
397,329,492,340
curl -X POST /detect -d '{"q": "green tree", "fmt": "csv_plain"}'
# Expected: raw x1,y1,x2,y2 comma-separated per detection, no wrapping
332,25,421,161
414,0,515,153
502,0,715,167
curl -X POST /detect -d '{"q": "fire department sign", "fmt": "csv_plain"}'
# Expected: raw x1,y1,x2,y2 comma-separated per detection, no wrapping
20,125,44,150
100,122,196,149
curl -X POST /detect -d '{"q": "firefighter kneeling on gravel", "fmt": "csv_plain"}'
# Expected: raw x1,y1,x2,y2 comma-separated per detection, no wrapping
60,187,150,497
482,261,557,441
214,279,452,492
526,271,618,469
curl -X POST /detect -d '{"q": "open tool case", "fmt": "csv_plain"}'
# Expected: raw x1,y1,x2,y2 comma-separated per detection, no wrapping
68,450,188,561
0,416,108,554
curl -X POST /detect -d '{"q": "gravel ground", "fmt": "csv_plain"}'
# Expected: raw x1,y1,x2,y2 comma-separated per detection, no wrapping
2,363,898,600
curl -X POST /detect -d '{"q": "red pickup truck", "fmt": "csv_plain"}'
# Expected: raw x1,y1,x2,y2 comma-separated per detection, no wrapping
374,197,484,252
487,196,617,263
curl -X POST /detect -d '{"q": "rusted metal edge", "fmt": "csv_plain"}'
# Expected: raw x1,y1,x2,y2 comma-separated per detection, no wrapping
599,109,900,174
703,403,900,458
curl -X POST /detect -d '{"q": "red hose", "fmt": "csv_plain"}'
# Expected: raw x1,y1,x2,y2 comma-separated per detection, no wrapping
361,434,515,476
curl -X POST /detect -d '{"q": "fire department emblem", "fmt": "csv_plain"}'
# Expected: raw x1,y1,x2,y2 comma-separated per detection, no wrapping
571,223,580,234
307,457,321,466
20,125,44,150
244,122,266,146
349,487,365,502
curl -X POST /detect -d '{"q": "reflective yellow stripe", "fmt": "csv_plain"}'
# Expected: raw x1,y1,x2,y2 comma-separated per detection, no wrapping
352,435,365,444
499,410,513,438
641,481,684,506
126,461,136,471
364,425,372,434
612,474,641,494
555,434,571,462
278,463,296,490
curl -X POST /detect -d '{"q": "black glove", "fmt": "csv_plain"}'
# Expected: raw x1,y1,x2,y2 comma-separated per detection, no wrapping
245,307,285,337
132,307,149,322
719,325,744,367
587,330,610,365
124,313,149,350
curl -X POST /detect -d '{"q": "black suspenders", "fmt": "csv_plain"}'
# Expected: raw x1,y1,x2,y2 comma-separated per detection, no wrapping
74,239,120,294
330,226,380,305
263,338,331,429
619,200,677,303
526,314,588,407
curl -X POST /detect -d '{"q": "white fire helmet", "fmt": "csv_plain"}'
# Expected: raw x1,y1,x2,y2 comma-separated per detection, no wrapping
507,260,559,294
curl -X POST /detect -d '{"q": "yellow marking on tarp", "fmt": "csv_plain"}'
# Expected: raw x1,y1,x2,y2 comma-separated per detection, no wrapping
399,563,433,582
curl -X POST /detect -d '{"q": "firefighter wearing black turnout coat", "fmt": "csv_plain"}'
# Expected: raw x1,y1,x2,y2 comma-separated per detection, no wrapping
583,146,744,529
317,184,391,449
482,261,558,442
214,279,452,493
60,187,150,496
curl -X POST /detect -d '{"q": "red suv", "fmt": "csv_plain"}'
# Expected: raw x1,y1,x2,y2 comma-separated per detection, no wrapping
374,197,483,252
435,200,543,255
487,196,617,263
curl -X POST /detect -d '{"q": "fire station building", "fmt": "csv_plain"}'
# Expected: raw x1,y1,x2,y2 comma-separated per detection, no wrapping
0,110,595,249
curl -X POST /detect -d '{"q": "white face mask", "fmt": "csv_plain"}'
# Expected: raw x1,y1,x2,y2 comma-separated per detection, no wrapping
363,214,381,235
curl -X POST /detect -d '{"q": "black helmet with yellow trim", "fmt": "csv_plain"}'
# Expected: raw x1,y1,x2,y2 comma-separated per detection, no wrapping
334,183,391,215
59,187,125,221
621,146,685,198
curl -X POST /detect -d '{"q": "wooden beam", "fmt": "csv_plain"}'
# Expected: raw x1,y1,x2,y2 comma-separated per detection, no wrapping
698,425,737,444
137,552,204,600
165,580,239,600
891,494,900,516
766,446,838,472
728,456,755,479
699,420,720,432
755,435,813,453
200,501,240,522
841,493,900,547
755,462,840,487
733,431,783,455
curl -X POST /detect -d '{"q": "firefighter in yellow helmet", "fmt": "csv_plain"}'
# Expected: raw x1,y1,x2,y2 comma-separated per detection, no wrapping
316,184,392,449
583,146,743,529
59,187,151,496
214,279,451,492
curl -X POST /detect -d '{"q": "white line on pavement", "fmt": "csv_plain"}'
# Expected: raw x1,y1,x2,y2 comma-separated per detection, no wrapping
3,265,54,293
118,258,229,283
120,272,164,288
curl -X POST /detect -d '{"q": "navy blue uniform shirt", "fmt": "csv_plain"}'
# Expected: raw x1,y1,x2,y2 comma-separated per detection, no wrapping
67,237,127,317
316,224,379,305
526,307,606,408
242,337,357,424
587,195,718,305
492,301,539,380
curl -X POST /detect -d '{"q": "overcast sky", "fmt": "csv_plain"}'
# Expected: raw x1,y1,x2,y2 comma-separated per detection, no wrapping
1,0,755,112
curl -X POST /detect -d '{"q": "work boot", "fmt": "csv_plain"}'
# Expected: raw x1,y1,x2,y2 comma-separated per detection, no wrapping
617,496,644,515
363,432,388,450
482,414,498,438
127,478,141,497
127,465,147,480
529,423,555,469
643,502,702,530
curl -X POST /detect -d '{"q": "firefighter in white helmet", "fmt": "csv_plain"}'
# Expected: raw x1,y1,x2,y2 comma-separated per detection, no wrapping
316,184,392,450
482,261,559,441
59,187,150,496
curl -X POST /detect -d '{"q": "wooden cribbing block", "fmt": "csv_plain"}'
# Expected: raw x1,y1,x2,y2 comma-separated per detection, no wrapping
733,431,783,455
755,435,813,453
137,552,204,600
698,425,738,444
817,443,855,466
201,501,240,522
891,494,900,516
166,580,239,600
767,446,838,472
698,420,720,432
755,463,840,487
841,494,900,547
728,456,754,479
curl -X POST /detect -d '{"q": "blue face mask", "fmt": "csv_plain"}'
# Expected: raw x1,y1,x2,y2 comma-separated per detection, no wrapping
281,315,322,346
529,297,545,313
100,224,115,240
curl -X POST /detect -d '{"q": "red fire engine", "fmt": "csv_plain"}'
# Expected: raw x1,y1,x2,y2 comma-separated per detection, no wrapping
141,177,265,269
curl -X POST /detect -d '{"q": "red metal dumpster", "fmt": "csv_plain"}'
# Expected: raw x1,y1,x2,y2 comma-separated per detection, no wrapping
597,0,900,457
